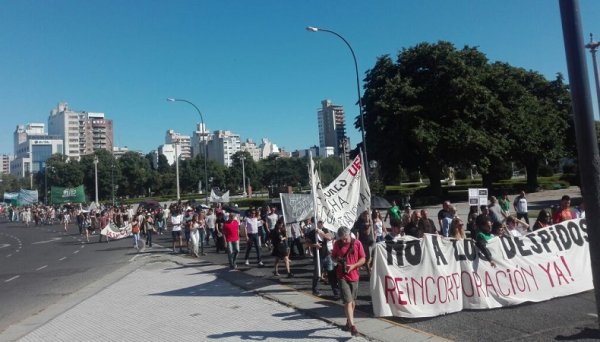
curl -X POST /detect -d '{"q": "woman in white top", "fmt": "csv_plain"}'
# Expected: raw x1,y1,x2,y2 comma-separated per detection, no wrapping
189,213,200,257
372,210,385,242
506,215,530,237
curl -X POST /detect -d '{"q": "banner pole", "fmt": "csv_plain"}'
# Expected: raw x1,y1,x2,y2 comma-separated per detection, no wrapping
310,152,321,278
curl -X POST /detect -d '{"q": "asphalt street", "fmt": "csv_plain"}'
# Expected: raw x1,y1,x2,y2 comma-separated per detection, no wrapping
0,220,138,334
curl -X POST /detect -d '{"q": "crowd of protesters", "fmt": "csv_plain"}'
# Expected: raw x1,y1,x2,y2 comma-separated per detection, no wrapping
0,191,584,337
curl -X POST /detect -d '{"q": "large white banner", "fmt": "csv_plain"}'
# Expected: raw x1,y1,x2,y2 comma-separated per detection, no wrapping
370,218,593,318
100,222,132,240
210,189,230,203
310,154,371,232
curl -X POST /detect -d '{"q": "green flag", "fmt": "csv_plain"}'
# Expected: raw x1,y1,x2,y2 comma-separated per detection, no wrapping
50,185,86,204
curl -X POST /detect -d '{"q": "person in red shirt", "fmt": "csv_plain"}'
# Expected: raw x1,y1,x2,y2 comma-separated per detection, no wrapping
222,213,240,269
553,195,574,223
331,226,366,337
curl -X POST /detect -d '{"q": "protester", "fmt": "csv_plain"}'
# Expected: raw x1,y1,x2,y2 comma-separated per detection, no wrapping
533,209,552,230
553,195,575,223
384,220,403,241
353,210,373,274
384,200,401,225
223,213,240,270
372,210,385,242
449,217,466,240
131,219,141,250
488,196,508,224
144,212,155,248
189,213,200,257
505,215,530,237
513,191,529,224
437,201,451,231
440,205,456,237
331,226,366,337
305,220,335,297
474,215,497,268
243,210,264,266
270,218,293,277
404,210,423,238
418,209,437,235
170,209,184,253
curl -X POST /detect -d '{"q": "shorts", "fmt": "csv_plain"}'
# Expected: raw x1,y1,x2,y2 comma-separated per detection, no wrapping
339,279,359,304
171,230,182,239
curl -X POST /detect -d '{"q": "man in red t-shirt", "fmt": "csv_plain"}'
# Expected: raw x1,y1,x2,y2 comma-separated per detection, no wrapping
222,213,240,269
331,226,365,337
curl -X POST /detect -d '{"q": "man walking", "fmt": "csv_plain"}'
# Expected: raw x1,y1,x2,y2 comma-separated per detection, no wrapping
223,213,240,269
513,191,529,224
243,210,264,266
331,226,366,337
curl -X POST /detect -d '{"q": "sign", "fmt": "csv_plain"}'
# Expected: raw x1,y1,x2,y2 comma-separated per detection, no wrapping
310,153,371,232
370,219,593,318
280,193,313,224
209,189,230,203
468,188,488,206
51,185,86,204
100,222,132,240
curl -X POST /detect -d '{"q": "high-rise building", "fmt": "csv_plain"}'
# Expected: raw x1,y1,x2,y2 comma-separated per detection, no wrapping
191,123,210,159
10,124,63,177
317,99,349,156
48,102,113,159
206,130,241,167
258,138,280,159
240,138,261,162
1,154,14,174
166,129,191,160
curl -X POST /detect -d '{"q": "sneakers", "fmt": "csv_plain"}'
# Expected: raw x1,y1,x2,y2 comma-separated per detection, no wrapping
244,259,250,265
312,291,322,297
350,325,359,336
287,273,294,278
258,261,264,266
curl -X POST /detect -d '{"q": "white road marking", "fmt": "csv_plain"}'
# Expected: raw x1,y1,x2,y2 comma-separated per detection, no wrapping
0,243,11,249
5,275,19,283
73,250,79,254
6,254,12,258
36,265,48,271
59,257,67,261
32,237,62,245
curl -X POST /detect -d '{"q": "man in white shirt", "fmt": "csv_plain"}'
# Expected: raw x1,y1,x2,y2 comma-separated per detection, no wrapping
170,209,184,253
206,208,217,246
243,210,263,266
513,191,529,225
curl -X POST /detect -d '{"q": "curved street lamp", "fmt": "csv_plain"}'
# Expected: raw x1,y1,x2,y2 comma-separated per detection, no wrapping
306,26,369,178
167,98,209,205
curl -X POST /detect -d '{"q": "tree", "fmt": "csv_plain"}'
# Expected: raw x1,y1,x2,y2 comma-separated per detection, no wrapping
116,151,152,198
362,41,497,196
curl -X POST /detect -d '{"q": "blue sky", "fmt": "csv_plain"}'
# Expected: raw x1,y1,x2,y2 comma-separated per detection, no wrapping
1,0,600,155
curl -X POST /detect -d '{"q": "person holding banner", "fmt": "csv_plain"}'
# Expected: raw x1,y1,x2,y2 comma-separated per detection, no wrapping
305,220,335,297
331,226,366,337
474,215,497,268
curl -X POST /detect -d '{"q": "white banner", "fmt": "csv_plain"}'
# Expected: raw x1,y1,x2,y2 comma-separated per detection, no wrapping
100,222,132,240
370,219,593,318
310,154,371,232
210,189,230,203
280,193,313,224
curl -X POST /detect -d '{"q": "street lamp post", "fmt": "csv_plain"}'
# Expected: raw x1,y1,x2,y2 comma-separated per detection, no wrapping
240,155,247,197
585,33,600,113
174,142,180,201
167,98,209,205
306,26,369,178
93,156,99,206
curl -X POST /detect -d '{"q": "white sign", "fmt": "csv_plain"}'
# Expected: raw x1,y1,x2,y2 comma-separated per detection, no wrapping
100,222,132,240
370,219,593,318
468,188,488,206
310,154,371,232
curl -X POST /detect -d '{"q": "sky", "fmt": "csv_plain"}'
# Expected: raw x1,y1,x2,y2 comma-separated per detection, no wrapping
1,0,600,156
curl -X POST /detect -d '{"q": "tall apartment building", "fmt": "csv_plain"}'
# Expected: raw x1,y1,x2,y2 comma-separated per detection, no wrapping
10,123,63,177
191,123,210,159
258,138,280,159
317,99,349,156
48,102,113,160
206,130,241,167
166,129,191,160
1,154,14,174
240,138,261,162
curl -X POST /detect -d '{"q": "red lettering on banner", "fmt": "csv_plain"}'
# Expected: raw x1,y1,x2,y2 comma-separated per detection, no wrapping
560,255,575,282
347,157,362,176
484,271,499,296
495,270,511,296
425,276,437,304
473,272,486,297
539,260,571,287
383,276,408,305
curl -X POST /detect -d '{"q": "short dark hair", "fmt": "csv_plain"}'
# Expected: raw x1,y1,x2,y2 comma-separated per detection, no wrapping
561,195,571,201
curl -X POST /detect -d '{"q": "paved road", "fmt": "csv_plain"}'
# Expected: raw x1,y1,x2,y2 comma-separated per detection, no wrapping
0,220,137,333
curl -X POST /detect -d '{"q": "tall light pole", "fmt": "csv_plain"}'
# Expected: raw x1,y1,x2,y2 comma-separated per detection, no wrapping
93,155,99,206
174,142,180,201
167,98,209,205
240,155,247,197
585,33,600,113
306,26,369,178
44,166,54,205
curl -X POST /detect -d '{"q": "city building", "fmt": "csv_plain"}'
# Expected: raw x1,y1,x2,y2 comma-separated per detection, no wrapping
191,123,210,159
166,129,191,160
1,154,14,174
258,138,280,159
48,102,113,160
241,138,261,162
206,130,241,167
317,99,349,157
156,144,178,166
10,124,63,177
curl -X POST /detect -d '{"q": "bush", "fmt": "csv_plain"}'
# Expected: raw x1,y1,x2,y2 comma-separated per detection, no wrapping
538,164,555,177
455,169,469,180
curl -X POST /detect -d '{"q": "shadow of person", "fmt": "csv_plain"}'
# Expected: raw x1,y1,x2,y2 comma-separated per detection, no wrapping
556,327,600,340
207,327,352,341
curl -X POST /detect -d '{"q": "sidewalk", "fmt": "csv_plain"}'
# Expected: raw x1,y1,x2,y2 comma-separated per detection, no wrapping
5,253,445,342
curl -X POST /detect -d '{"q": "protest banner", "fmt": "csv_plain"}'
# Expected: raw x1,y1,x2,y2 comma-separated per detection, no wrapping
310,153,371,232
210,189,230,203
280,193,313,224
370,218,593,318
51,185,86,204
100,222,132,240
